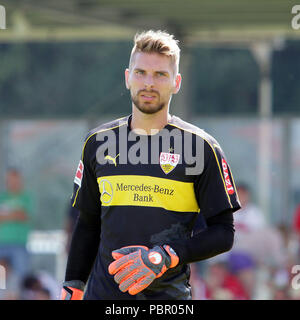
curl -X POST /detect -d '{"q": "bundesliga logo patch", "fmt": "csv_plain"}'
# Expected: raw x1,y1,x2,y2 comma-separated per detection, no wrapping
160,152,180,174
74,160,84,187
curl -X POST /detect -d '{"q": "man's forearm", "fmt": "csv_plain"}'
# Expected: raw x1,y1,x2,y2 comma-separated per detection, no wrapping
168,210,235,265
0,210,28,222
64,209,101,283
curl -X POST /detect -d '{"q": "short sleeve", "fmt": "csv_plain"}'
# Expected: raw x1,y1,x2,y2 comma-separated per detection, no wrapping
194,140,241,219
71,136,101,215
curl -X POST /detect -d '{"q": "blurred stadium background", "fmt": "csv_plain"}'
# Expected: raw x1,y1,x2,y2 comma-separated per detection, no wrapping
0,0,300,299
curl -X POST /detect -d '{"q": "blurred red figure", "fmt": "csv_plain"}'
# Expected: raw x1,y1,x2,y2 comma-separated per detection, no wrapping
205,261,250,300
293,204,300,260
228,252,256,299
189,263,207,300
293,204,300,235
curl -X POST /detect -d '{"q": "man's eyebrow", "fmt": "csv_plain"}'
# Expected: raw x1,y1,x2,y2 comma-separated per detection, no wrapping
134,68,170,74
134,68,145,72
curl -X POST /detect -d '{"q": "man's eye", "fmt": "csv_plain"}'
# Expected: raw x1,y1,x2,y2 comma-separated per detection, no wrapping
136,70,144,75
157,72,166,77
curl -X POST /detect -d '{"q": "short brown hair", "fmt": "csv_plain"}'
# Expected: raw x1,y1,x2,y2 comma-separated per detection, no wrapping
129,30,180,74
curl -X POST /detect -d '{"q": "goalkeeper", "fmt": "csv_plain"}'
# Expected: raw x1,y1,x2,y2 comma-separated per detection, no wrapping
62,30,241,300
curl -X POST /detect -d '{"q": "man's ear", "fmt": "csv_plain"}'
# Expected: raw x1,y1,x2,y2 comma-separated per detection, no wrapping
125,68,130,89
173,73,182,94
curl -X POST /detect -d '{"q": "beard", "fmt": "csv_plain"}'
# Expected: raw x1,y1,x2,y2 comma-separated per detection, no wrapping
131,90,165,115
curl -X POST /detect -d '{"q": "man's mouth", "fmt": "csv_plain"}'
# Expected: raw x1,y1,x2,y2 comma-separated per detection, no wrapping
139,92,158,101
141,95,155,101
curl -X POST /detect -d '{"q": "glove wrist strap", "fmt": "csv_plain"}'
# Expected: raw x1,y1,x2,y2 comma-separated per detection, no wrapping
61,280,85,300
63,280,85,291
163,245,179,268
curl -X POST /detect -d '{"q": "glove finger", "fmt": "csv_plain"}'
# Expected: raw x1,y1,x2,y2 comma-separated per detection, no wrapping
111,251,126,260
118,270,139,292
108,253,135,275
114,262,140,284
119,269,153,293
109,246,150,275
114,255,153,284
111,245,148,260
128,273,156,295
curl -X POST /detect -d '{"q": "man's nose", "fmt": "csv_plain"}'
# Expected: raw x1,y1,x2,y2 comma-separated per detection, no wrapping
144,75,154,89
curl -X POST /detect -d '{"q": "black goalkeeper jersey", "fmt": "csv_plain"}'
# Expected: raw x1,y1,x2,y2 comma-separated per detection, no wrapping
71,114,240,300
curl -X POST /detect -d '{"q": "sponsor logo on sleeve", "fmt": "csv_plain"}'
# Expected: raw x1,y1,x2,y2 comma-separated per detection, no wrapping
221,159,235,195
74,160,84,187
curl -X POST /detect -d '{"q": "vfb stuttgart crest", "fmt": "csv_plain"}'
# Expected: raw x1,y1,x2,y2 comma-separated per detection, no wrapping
160,152,180,174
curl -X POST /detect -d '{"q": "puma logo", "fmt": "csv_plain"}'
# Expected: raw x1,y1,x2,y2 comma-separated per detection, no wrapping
105,154,119,167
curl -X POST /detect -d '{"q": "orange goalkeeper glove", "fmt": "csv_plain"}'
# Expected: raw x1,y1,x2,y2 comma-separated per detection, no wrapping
61,280,85,300
108,245,179,295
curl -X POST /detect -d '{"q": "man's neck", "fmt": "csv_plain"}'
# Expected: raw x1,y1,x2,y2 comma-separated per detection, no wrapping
131,106,171,135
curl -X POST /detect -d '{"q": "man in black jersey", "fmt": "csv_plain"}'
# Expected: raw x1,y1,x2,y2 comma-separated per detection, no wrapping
62,30,241,300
